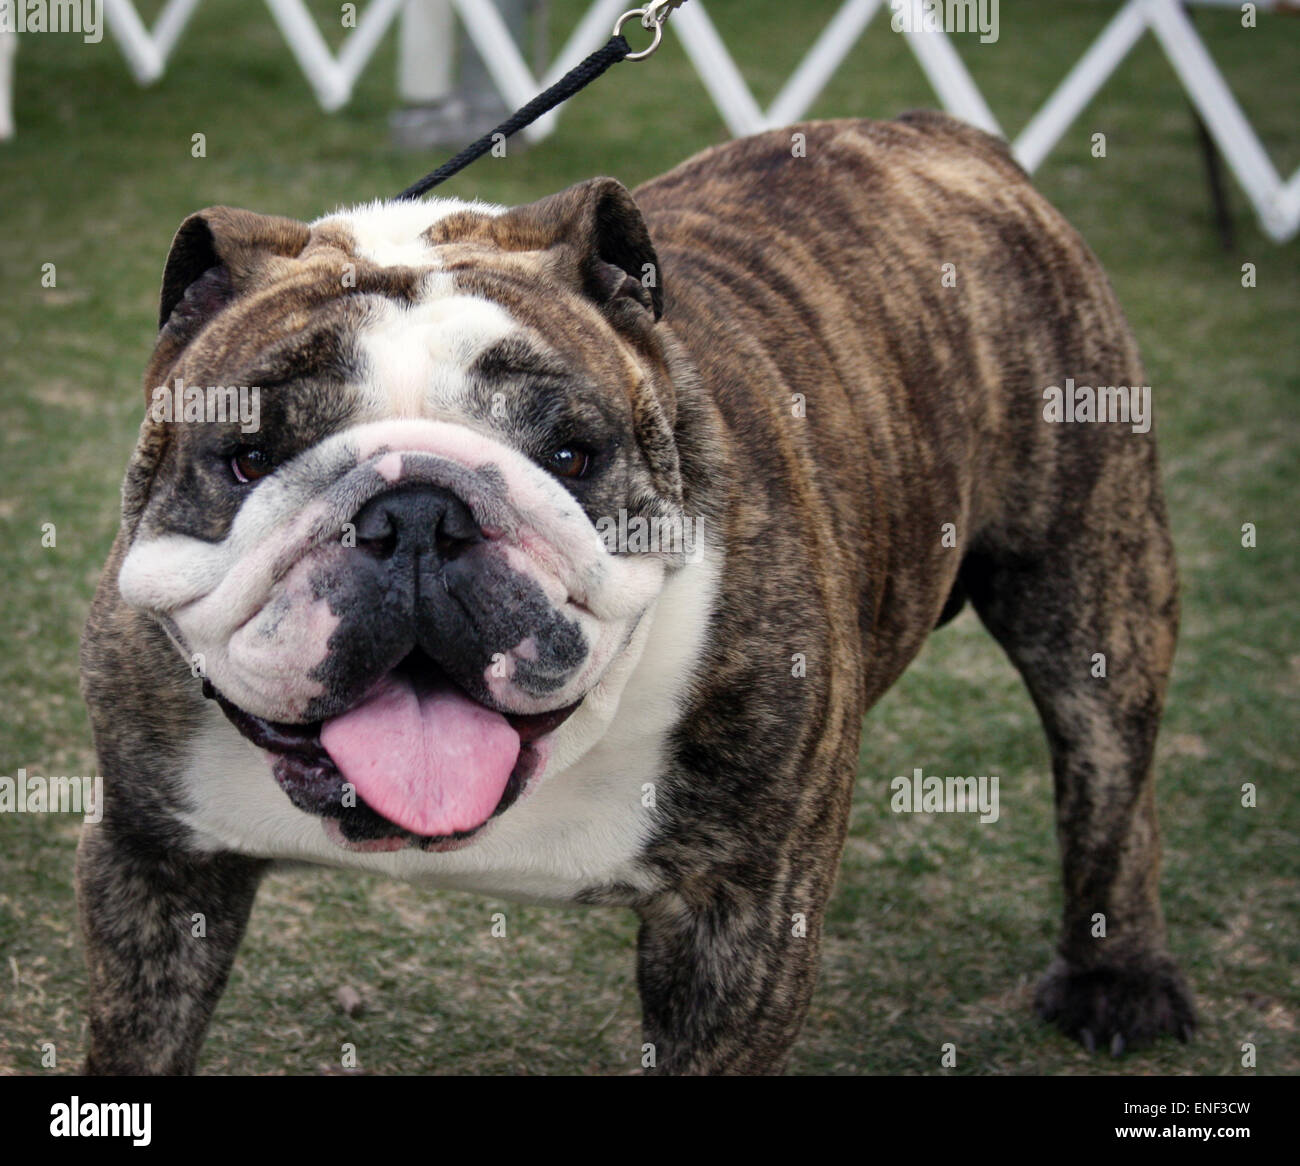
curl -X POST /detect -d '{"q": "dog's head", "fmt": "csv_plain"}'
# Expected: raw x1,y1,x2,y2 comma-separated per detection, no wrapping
116,180,695,850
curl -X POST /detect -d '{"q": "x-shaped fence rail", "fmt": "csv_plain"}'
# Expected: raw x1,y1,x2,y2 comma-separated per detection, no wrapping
2,0,1295,240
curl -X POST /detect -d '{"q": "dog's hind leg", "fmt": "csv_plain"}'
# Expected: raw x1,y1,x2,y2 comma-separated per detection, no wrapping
960,450,1194,1054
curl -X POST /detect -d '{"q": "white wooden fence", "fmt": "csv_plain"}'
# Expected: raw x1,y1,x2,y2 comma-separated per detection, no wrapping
1,0,1295,239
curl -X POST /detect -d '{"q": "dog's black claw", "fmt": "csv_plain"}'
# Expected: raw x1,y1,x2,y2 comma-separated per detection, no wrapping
1036,954,1196,1052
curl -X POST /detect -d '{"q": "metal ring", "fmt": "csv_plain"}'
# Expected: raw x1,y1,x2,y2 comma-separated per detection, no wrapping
614,7,664,61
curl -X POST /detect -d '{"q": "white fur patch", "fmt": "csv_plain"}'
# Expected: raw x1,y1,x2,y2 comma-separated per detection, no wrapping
176,546,721,905
312,197,504,269
353,277,521,421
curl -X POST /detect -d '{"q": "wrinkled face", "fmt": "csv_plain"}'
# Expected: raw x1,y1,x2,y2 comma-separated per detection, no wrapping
117,181,690,852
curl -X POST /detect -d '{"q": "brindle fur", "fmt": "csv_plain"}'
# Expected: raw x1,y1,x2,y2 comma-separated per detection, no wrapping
79,114,1192,1074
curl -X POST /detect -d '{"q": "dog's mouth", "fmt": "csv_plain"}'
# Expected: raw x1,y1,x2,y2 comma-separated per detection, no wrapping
202,649,581,852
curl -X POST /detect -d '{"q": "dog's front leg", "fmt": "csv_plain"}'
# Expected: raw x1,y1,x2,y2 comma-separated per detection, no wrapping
77,822,268,1074
634,880,828,1075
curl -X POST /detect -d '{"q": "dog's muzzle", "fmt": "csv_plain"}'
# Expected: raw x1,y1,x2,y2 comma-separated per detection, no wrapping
205,480,588,850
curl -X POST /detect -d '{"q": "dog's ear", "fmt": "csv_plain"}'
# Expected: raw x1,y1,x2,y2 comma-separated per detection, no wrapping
494,178,663,321
157,206,311,332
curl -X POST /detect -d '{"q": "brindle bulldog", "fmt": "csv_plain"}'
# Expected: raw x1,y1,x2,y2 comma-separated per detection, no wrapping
78,113,1195,1074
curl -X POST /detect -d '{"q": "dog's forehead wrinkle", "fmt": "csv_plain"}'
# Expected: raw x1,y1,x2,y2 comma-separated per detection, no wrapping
231,313,364,388
471,336,572,381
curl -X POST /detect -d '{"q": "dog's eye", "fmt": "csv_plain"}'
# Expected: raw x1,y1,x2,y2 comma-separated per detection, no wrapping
231,448,274,483
546,446,591,480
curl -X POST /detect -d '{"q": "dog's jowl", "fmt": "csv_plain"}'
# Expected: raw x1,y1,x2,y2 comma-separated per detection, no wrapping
78,114,1194,1074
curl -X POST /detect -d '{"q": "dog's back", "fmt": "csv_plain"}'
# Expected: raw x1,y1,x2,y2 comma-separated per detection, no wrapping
636,113,1159,699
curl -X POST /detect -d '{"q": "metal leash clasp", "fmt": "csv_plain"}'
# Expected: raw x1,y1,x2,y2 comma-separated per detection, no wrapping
614,0,684,61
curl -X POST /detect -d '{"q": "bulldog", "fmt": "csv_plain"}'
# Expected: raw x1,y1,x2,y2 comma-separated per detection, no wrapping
79,112,1195,1074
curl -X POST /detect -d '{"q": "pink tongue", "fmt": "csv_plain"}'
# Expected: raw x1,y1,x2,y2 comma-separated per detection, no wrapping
320,672,521,837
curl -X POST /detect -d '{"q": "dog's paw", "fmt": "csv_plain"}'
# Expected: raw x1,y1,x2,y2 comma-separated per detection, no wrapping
1034,953,1196,1055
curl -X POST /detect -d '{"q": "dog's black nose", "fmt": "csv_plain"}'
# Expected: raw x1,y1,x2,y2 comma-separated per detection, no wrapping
351,485,482,562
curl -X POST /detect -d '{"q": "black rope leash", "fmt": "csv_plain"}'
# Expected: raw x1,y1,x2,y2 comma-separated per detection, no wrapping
396,35,632,201
395,2,684,201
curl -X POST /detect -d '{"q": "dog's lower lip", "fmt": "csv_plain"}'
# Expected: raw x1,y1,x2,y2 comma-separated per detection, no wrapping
504,702,583,743
199,675,581,842
201,679,328,761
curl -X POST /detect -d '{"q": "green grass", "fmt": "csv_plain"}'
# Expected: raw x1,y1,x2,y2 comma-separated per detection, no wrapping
0,1,1296,1075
